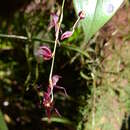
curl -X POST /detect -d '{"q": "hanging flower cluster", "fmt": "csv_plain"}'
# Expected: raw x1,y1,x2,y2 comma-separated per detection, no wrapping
36,8,85,119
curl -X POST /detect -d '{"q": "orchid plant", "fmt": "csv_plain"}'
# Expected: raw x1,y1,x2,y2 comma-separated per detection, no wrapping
36,0,85,119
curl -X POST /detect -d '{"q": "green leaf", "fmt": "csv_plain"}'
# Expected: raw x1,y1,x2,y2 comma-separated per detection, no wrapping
42,117,74,125
0,110,8,130
73,0,124,42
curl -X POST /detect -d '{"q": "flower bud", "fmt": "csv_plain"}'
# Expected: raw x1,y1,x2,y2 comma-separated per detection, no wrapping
60,31,73,40
52,75,61,86
78,11,85,19
51,13,59,26
36,46,52,60
49,13,59,32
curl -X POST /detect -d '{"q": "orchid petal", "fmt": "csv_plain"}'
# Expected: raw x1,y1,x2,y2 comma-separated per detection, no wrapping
60,31,73,40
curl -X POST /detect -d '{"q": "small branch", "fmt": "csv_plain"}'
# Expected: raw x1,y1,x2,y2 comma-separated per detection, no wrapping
0,34,55,44
0,34,28,40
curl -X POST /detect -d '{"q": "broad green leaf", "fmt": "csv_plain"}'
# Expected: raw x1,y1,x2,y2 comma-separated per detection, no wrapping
0,110,8,130
73,0,124,42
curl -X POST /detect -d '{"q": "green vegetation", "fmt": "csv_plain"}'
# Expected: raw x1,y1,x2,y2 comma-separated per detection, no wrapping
0,0,129,130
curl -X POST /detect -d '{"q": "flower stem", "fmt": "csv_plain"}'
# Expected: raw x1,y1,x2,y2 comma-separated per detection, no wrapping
72,17,80,32
49,0,66,102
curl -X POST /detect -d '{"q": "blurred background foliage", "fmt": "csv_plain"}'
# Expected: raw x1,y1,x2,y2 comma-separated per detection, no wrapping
0,0,130,130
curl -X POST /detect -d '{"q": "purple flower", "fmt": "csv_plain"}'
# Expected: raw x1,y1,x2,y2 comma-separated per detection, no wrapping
36,46,52,61
60,31,73,40
78,11,86,19
52,75,62,86
49,13,59,32
51,13,59,27
51,75,68,96
47,75,67,97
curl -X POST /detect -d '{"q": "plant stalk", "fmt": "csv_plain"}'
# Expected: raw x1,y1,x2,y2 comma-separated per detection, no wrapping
49,0,66,102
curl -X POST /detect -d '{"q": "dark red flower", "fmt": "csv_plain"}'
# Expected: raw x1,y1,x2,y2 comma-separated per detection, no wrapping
42,92,53,119
42,75,67,119
42,92,61,119
36,46,52,61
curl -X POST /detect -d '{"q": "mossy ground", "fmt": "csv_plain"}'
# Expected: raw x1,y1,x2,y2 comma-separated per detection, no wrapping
83,5,130,130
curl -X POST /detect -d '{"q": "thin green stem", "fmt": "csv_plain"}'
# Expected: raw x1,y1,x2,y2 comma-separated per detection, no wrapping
0,34,55,44
0,34,28,40
42,117,74,125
